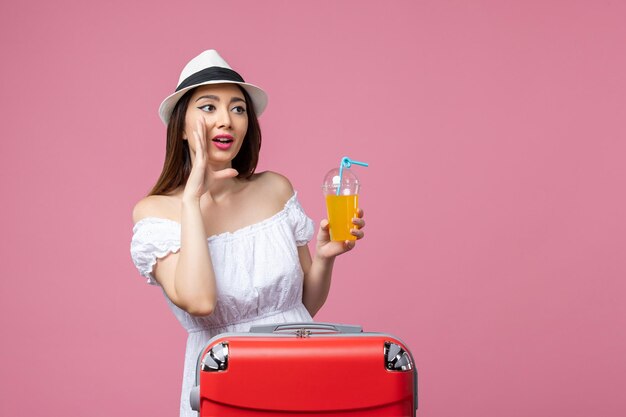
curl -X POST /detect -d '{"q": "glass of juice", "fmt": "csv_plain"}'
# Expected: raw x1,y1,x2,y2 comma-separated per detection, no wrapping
322,168,360,241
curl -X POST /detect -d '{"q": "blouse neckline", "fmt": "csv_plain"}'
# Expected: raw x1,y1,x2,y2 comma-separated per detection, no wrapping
133,192,300,242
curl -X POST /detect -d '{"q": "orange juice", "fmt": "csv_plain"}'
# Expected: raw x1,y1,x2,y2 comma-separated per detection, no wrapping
325,194,358,241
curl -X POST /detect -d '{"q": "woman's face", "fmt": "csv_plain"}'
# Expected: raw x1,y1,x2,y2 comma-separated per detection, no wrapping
183,83,249,168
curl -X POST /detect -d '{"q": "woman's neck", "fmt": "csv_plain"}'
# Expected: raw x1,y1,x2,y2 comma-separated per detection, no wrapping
209,176,241,202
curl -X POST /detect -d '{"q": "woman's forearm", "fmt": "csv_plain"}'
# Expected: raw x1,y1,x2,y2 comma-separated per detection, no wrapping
174,199,217,315
302,254,336,317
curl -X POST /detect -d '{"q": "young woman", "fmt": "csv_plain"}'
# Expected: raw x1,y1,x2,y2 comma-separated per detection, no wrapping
130,50,365,416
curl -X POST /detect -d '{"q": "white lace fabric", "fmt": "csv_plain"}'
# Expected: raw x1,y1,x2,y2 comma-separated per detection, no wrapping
130,192,315,417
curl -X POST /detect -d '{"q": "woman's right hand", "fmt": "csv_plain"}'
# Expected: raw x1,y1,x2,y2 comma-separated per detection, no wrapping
182,118,238,204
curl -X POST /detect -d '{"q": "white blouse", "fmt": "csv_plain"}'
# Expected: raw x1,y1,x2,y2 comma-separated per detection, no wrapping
130,192,315,417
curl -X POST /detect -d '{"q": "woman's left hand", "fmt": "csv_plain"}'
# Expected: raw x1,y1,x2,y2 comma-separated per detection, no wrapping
315,209,365,259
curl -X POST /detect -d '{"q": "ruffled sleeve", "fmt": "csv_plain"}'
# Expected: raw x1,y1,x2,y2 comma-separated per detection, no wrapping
286,193,315,246
130,218,181,285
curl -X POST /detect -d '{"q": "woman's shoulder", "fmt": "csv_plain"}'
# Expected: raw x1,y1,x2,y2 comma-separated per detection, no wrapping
132,193,181,225
251,171,295,201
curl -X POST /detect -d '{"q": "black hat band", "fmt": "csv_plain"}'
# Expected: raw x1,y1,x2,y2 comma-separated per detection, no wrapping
176,67,245,92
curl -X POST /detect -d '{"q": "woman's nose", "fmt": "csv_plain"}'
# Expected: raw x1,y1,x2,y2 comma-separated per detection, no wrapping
215,107,232,129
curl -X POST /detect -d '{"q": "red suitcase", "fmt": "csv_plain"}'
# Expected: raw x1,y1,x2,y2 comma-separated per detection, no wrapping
190,322,418,416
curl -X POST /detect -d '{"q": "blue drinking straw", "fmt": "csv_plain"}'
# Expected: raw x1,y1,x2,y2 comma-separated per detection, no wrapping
337,156,369,196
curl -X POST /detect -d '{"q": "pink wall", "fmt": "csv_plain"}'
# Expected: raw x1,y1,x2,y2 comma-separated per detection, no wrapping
1,0,625,415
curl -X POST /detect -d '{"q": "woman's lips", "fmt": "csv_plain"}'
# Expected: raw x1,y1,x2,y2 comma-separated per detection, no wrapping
212,134,234,150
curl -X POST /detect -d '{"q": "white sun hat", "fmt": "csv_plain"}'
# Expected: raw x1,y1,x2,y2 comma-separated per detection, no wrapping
158,49,268,125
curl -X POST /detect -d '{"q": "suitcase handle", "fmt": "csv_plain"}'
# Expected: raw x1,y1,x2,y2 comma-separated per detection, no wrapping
249,322,363,334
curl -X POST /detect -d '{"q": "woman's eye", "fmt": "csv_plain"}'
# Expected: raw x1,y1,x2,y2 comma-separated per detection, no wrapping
198,104,215,112
232,106,246,114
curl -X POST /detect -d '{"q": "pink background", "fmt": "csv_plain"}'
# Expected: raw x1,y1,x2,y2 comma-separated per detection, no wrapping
1,0,625,415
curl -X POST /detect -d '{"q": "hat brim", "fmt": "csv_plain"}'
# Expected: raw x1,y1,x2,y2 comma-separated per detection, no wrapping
158,80,268,125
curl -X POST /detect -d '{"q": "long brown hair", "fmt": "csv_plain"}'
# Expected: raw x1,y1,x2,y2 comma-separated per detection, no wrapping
148,86,262,196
